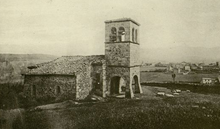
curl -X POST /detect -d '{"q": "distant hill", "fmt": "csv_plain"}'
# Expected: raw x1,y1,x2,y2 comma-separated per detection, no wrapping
0,54,58,83
0,54,58,62
140,46,220,63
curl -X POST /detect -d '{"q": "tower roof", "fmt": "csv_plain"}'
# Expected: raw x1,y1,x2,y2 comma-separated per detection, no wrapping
105,18,140,26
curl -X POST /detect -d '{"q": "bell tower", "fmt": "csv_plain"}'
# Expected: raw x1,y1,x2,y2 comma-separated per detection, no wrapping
105,18,142,98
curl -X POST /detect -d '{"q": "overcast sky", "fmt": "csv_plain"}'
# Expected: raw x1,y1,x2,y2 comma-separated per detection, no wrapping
1,0,220,56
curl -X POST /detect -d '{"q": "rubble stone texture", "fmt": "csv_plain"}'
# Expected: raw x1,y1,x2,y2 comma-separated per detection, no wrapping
23,75,76,99
23,18,142,101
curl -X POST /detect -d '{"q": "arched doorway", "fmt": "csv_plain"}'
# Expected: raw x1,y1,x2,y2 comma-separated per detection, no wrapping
132,75,140,93
110,76,121,95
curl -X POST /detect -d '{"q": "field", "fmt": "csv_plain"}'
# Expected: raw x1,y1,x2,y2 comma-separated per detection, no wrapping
141,72,219,83
2,86,220,129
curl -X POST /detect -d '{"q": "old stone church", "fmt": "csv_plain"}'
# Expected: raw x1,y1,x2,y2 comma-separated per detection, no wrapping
23,18,143,100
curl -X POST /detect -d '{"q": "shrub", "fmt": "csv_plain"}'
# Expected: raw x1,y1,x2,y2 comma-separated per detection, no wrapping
0,83,24,109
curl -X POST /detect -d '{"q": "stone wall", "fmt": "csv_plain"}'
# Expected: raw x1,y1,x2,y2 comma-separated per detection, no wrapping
24,55,105,100
105,43,130,66
130,43,140,66
105,43,140,67
23,75,76,100
75,61,105,100
75,64,91,100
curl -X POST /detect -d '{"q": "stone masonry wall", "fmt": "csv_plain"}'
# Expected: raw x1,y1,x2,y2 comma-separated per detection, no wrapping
75,66,91,100
25,55,105,100
75,58,105,100
23,75,76,100
75,62,95,100
105,42,140,67
105,43,130,66
130,43,140,66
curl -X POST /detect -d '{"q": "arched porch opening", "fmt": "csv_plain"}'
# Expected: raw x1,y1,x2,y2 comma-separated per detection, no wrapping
110,76,125,95
132,75,140,93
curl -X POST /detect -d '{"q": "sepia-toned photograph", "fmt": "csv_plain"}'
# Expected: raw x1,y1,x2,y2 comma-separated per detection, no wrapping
1,0,220,128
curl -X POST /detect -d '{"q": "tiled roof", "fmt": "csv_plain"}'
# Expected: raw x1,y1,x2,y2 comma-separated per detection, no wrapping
25,55,105,75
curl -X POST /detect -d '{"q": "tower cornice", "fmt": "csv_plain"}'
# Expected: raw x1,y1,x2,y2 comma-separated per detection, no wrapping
105,41,140,45
105,18,140,26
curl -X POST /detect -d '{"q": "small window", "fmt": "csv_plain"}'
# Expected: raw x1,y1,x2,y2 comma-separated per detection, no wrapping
110,27,117,42
135,29,138,42
32,85,36,96
118,27,125,42
56,86,61,95
132,28,135,42
95,73,101,89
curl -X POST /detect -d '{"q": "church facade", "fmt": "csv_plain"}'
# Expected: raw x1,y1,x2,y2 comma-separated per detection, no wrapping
23,18,142,100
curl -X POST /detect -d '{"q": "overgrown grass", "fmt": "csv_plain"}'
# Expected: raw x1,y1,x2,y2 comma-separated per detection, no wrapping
22,91,220,129
2,83,220,129
0,82,39,109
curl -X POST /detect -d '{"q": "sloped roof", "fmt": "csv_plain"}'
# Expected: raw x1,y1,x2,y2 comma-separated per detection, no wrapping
25,55,105,75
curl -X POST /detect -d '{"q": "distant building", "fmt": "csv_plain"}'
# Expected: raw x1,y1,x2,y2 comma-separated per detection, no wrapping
190,64,198,70
184,65,191,71
181,61,188,66
201,78,218,85
173,68,179,74
167,65,173,72
175,64,184,69
202,65,219,71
